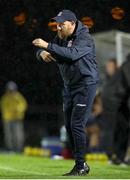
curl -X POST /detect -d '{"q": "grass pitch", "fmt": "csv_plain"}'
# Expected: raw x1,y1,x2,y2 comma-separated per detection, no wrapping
0,153,130,179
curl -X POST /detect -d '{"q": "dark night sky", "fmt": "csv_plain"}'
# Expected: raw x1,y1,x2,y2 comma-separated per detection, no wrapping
0,0,130,145
0,0,130,105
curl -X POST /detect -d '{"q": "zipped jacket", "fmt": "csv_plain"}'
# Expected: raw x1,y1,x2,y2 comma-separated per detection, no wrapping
39,21,99,86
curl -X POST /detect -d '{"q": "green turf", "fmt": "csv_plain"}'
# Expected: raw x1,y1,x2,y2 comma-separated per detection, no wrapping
0,153,130,179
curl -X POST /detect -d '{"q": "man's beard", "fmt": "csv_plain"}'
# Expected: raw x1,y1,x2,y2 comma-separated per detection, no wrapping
57,30,67,39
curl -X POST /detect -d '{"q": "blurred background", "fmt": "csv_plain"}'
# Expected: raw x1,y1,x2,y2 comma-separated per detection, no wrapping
0,0,130,164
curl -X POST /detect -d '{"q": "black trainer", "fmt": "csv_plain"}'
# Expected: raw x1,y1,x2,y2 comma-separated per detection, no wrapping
63,163,90,176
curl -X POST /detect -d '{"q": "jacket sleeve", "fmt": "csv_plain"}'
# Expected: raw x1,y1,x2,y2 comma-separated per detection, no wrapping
36,49,44,61
47,33,92,61
17,93,28,112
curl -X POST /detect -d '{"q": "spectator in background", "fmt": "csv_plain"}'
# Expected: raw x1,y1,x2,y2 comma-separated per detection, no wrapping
0,81,28,152
111,54,130,165
101,58,119,159
102,55,130,165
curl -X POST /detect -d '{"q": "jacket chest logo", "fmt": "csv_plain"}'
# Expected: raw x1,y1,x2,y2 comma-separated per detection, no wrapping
67,40,73,47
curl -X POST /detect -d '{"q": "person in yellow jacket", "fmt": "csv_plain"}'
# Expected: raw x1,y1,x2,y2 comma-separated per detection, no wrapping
0,81,28,152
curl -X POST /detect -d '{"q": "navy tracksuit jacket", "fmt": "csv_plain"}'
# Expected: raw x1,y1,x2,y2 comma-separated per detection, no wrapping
38,21,99,169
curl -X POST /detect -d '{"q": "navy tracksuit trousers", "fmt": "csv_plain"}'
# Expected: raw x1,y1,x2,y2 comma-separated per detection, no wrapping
63,83,97,169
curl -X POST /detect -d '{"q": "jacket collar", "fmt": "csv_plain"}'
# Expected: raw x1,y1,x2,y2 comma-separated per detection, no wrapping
67,20,89,40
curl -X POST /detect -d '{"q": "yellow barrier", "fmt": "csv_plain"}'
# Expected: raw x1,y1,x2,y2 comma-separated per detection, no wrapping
85,153,108,161
24,146,51,157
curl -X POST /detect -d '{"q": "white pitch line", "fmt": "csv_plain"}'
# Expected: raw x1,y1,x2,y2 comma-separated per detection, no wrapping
0,165,46,176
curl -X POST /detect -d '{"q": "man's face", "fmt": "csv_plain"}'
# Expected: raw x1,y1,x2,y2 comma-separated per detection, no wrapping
105,61,118,76
57,21,74,39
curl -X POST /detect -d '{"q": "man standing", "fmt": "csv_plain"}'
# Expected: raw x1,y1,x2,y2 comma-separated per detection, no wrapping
102,54,130,165
32,10,99,176
0,81,28,152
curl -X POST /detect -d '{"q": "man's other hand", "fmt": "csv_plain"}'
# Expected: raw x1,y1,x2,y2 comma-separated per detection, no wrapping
40,50,56,63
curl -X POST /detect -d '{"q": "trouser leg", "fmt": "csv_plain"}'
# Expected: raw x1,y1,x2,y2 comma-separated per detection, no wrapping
102,112,116,158
63,88,75,152
71,84,97,169
12,121,24,152
114,113,129,161
3,121,14,151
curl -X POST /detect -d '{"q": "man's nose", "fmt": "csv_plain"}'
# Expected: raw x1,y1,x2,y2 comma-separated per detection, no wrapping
57,24,62,30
